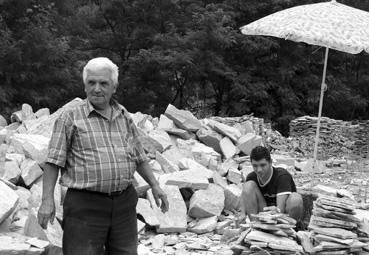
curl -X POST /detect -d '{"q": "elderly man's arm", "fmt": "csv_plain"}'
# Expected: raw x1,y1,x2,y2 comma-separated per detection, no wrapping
136,160,169,212
38,163,59,229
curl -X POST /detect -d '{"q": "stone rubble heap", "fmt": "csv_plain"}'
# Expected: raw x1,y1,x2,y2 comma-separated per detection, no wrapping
289,116,354,159
1,99,368,254
0,98,277,255
289,115,369,160
243,210,303,254
300,195,369,254
351,120,369,159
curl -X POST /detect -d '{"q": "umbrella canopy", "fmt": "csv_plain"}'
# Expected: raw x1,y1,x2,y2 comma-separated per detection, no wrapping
240,0,369,166
240,0,369,54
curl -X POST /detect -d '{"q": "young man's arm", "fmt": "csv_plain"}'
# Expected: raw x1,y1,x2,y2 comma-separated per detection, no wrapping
276,174,294,213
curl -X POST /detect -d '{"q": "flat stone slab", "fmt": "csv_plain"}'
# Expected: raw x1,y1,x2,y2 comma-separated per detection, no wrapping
136,198,160,227
196,127,223,153
159,170,209,190
147,185,187,233
1,160,21,184
164,104,202,132
24,208,62,253
20,159,43,186
148,130,172,151
211,121,241,143
188,216,218,234
0,232,45,255
0,180,19,224
189,184,225,218
227,168,242,184
11,134,49,164
158,114,176,130
220,137,237,159
155,151,179,173
237,133,262,155
223,184,242,211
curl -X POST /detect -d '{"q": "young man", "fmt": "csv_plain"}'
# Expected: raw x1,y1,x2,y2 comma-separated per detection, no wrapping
241,146,303,221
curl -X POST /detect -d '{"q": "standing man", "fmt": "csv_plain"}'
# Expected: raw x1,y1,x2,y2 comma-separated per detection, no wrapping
37,57,168,255
241,146,303,221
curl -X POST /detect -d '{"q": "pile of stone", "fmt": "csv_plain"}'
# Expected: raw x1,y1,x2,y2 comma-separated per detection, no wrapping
352,120,369,159
0,99,281,254
289,116,354,159
242,210,303,254
302,195,369,254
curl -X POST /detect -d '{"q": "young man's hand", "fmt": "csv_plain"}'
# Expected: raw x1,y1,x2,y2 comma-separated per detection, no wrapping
263,206,281,214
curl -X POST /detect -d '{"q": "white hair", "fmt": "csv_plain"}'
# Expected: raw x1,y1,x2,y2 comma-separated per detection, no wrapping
82,57,119,85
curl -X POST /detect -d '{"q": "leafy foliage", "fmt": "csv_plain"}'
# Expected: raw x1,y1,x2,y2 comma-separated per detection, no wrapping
0,0,368,135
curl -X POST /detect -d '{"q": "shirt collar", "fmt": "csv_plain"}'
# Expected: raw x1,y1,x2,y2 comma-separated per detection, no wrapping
85,98,130,120
257,167,274,188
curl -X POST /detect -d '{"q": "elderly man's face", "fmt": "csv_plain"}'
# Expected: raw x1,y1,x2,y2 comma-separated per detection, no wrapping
84,68,116,110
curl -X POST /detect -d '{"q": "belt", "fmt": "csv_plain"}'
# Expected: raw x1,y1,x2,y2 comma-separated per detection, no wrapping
69,185,131,197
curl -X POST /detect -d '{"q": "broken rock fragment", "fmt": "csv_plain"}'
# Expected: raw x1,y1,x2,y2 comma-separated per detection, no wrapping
211,121,241,143
237,133,262,155
220,137,237,159
189,184,225,218
147,185,187,233
0,180,19,224
136,198,160,227
159,169,209,190
20,159,43,186
196,126,223,153
164,104,202,132
188,216,218,234
155,151,179,173
1,160,22,184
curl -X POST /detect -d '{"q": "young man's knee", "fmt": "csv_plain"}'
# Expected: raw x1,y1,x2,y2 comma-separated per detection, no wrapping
286,192,303,211
242,181,259,194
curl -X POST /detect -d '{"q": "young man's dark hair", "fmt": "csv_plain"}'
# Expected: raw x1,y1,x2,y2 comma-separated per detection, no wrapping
250,146,272,162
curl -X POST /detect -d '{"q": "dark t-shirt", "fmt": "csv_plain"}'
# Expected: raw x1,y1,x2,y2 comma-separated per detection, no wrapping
246,167,296,206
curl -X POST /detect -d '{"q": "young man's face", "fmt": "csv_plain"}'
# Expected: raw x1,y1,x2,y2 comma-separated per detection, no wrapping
251,158,272,180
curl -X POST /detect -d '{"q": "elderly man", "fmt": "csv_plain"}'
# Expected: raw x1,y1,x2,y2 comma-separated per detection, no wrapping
241,146,303,222
38,57,168,255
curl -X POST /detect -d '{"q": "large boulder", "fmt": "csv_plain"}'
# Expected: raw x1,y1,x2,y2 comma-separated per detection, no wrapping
20,159,43,187
237,133,263,155
188,184,225,218
164,104,201,132
211,121,241,143
220,137,237,159
1,160,21,184
10,134,49,164
147,185,187,233
0,180,19,224
196,126,223,153
0,115,7,127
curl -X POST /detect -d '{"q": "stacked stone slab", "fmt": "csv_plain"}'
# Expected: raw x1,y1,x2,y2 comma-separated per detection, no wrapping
243,211,303,254
305,195,368,254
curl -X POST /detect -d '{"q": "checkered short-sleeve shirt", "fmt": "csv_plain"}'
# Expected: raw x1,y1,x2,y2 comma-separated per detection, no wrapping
47,99,148,193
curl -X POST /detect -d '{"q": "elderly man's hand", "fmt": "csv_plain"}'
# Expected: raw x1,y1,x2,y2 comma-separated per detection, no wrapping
37,199,56,229
152,185,169,213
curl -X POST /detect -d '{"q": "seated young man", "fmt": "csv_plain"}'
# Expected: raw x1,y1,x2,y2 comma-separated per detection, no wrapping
241,146,303,221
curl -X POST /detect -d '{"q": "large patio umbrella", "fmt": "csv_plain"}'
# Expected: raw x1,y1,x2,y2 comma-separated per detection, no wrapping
240,0,369,166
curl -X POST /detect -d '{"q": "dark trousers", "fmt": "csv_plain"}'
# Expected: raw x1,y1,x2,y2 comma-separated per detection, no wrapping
62,185,138,255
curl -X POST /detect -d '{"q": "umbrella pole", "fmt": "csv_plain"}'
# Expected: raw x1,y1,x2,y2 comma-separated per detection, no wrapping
313,47,330,171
